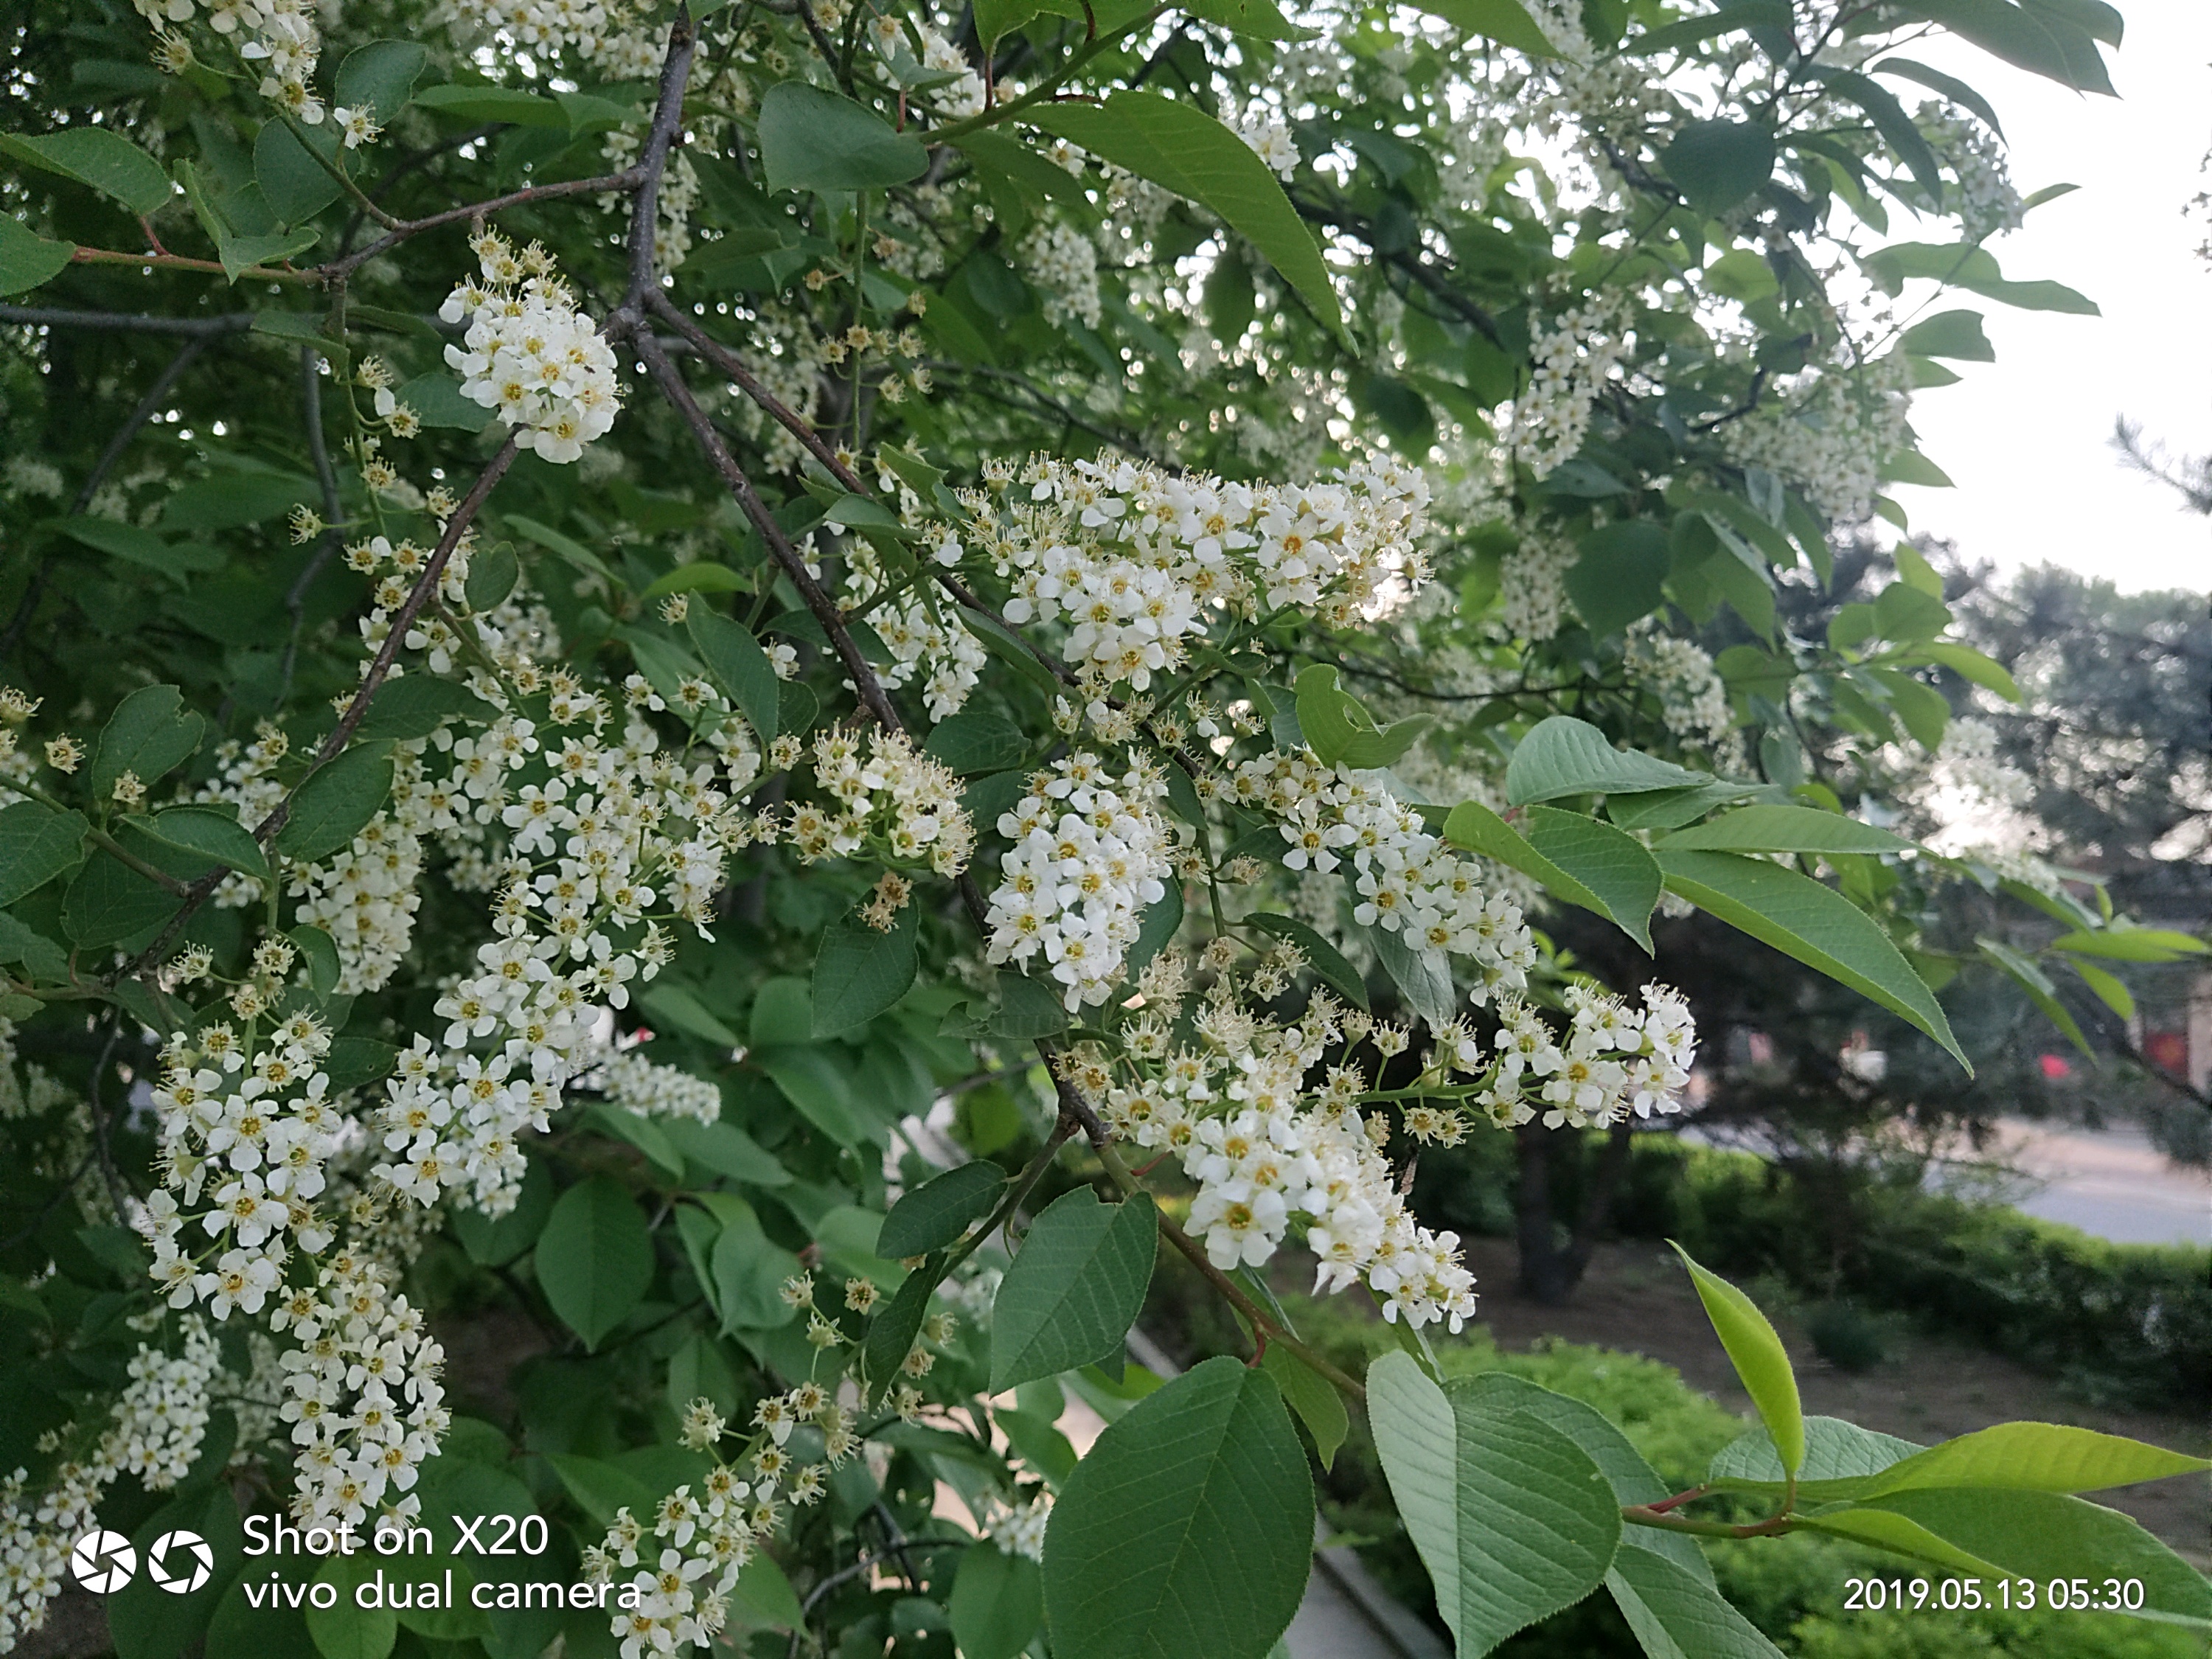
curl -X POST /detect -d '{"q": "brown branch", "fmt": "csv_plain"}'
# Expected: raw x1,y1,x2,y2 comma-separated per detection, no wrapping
622,10,699,307
0,305,256,338
323,167,649,282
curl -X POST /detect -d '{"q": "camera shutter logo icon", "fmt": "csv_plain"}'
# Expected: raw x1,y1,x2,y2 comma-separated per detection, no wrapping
69,1531,136,1594
146,1529,213,1595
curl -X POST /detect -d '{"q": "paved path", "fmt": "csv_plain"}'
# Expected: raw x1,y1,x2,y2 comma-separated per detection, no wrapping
1943,1118,2210,1247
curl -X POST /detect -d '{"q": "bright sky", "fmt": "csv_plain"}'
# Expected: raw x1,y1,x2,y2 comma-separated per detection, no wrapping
1882,7,2211,595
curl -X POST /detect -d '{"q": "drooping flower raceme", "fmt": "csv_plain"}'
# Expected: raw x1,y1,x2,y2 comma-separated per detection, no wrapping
442,233,622,463
984,753,1174,1011
1454,984,1697,1131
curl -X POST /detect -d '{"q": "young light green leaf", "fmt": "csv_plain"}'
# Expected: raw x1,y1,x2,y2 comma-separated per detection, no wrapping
1244,913,1369,1009
1522,806,1662,953
1368,1352,1622,1658
1656,849,1966,1069
686,606,780,742
811,902,918,1037
1607,1547,1786,1659
1,130,174,218
2070,957,2134,1020
1258,1344,1349,1470
1506,717,1706,805
273,744,394,863
1292,664,1432,769
1042,1357,1312,1659
950,1545,1043,1659
1026,92,1342,335
2048,926,2205,962
990,1188,1158,1392
534,1175,653,1350
1657,805,1918,856
1669,1244,1804,1478
1848,1422,2211,1502
0,215,76,296
0,801,89,905
757,82,927,192
879,1161,1007,1259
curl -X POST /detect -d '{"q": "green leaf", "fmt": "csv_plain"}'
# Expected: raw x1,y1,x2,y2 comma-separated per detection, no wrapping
411,83,567,126
449,1158,553,1267
923,704,1029,774
61,853,177,948
587,1103,685,1179
1808,67,1944,203
334,41,428,123
950,1546,1044,1659
213,226,319,285
0,801,88,905
306,1552,397,1659
1838,1488,2212,1619
91,685,205,798
1657,805,1917,856
1293,665,1431,770
1366,917,1458,1032
1899,308,1993,361
546,1452,658,1528
1795,1506,2008,1578
143,807,268,878
1506,716,1705,805
1259,1344,1348,1470
59,515,221,577
1568,520,1671,635
1605,781,1773,832
534,1175,654,1350
730,1554,806,1632
757,82,927,192
1622,0,1791,52
353,676,494,742
1043,1357,1313,1659
990,1188,1158,1392
1668,1245,1804,1477
1447,800,1633,931
1978,936,2090,1058
0,911,69,981
639,562,747,604
254,121,341,226
990,970,1073,1038
1910,641,2020,701
2070,957,2133,1019
1840,1422,2206,1503
701,1196,804,1330
1420,0,1559,55
1244,913,1368,1009
862,1265,938,1398
754,1046,869,1145
1898,0,2114,94
1026,92,1342,335
1368,1351,1622,1658
1861,240,2099,313
661,1118,790,1186
1656,849,1966,1068
811,902,918,1036
1870,58,2004,136
1522,806,1663,953
1663,119,1776,218
464,543,520,613
393,372,490,431
880,1161,1007,1259
1,130,173,218
686,607,780,742
273,744,394,862
0,215,75,296
1607,1547,1785,1659
637,983,743,1048
290,924,340,997
1708,1416,1921,1498
2049,926,2205,962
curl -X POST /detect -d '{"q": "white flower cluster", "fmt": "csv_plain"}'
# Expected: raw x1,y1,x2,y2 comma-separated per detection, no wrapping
1724,355,1912,524
0,1321,220,1649
1510,293,1633,477
373,695,764,1214
583,1382,847,1658
950,456,1430,690
783,726,975,877
1625,622,1744,768
583,1044,723,1126
866,12,987,119
144,998,344,1321
442,232,622,463
985,753,1174,1011
1231,751,1535,1006
1020,220,1104,332
271,1253,449,1528
1100,990,1478,1332
1457,984,1696,1130
1498,529,1577,642
133,0,327,127
1231,105,1300,180
840,536,987,721
1920,105,2023,243
984,1495,1051,1561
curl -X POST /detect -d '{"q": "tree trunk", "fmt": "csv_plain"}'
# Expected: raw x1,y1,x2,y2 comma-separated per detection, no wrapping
1515,1120,1638,1305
